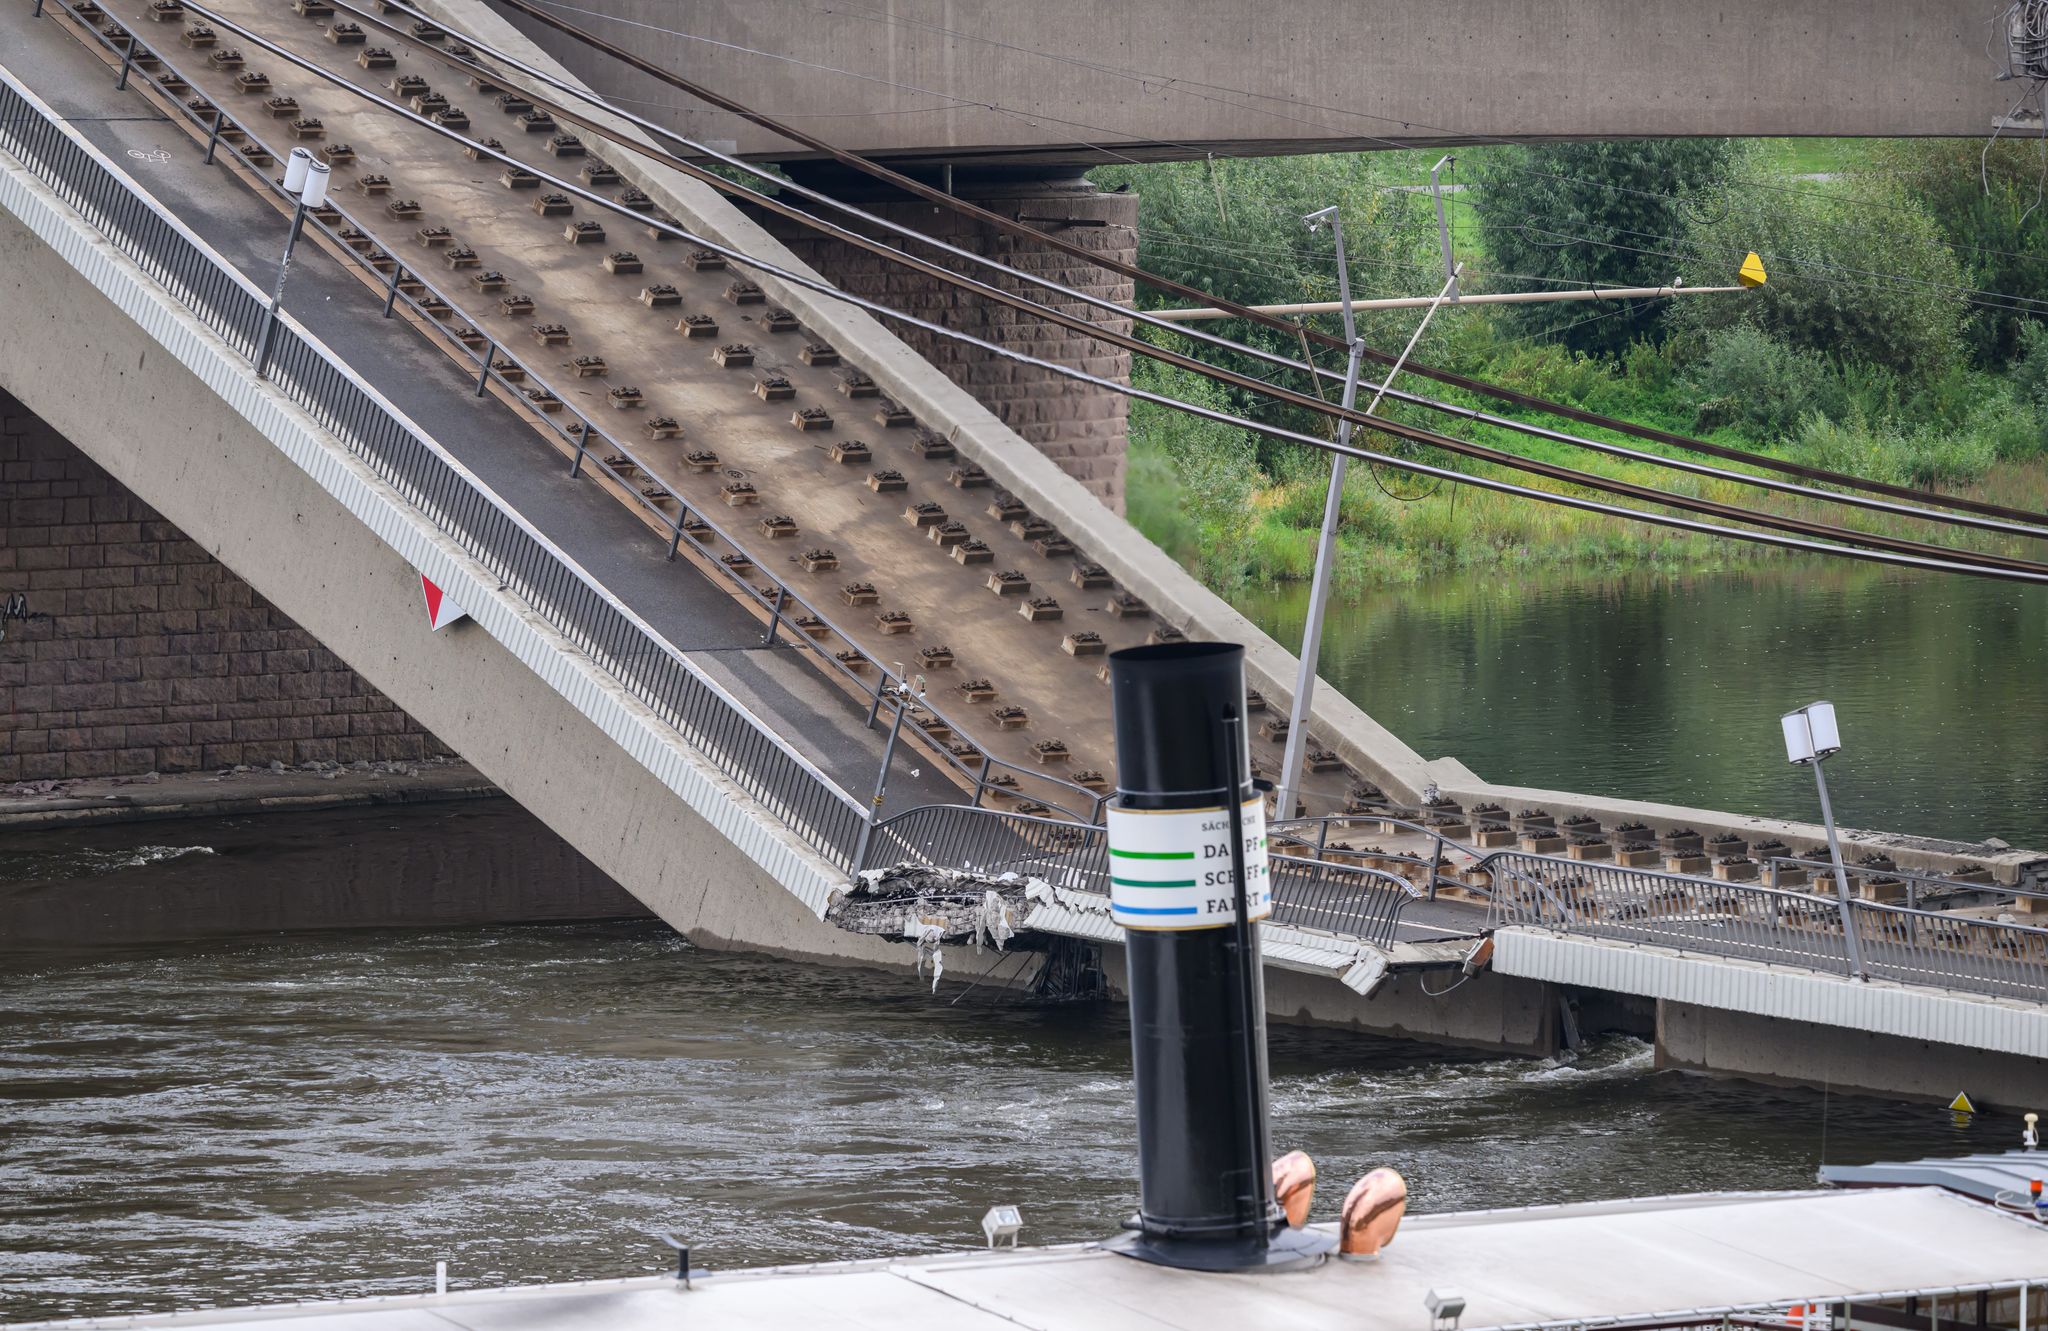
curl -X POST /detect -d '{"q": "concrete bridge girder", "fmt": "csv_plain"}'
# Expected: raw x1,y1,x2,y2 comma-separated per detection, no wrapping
504,0,2027,169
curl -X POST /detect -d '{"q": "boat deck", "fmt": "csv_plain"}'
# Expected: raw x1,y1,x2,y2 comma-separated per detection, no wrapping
11,1188,2044,1331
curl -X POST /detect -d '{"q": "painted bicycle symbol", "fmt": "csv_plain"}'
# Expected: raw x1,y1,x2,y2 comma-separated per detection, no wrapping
126,148,172,164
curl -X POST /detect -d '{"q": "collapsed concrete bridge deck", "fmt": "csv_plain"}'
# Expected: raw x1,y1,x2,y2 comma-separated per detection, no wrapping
3,0,2047,1106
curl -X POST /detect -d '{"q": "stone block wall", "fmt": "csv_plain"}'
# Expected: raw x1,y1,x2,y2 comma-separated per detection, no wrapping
752,178,1138,511
0,389,442,781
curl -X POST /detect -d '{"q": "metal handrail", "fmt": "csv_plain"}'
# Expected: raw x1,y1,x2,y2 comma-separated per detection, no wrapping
1478,848,2048,1001
0,48,869,863
113,0,1109,827
1267,812,1471,898
860,803,1110,890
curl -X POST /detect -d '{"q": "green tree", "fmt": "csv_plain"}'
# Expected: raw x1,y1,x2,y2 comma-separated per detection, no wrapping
1670,175,1967,381
1126,356,1261,587
1465,139,1743,354
1090,153,1440,469
1871,138,2048,369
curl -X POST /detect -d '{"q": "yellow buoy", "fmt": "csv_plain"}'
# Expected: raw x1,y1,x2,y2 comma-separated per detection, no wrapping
1738,251,1769,288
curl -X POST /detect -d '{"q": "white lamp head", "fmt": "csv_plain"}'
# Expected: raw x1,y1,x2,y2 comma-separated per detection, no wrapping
1780,701,1841,765
298,160,330,208
283,146,314,195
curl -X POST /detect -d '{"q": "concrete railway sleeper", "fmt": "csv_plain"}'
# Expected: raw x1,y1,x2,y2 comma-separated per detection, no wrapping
39,0,1127,822
167,0,2048,585
340,0,2048,550
479,0,2048,533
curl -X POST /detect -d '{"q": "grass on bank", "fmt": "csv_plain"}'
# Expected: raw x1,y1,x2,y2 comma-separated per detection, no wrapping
1126,322,2048,592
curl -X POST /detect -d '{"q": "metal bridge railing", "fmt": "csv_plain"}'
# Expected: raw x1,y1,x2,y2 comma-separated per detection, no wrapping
1755,854,2048,909
861,804,1420,949
0,60,869,866
1267,812,1469,899
860,804,1111,894
40,0,1108,829
1478,850,2048,1003
1264,855,1421,949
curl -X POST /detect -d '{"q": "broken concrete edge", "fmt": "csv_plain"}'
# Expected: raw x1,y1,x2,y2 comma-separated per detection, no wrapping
838,860,1400,996
0,108,851,920
359,10,2045,878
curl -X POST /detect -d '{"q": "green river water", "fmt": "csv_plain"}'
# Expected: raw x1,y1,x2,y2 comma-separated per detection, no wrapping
1239,562,2048,848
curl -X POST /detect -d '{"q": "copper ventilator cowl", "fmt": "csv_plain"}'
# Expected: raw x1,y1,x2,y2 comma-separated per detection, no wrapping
1338,1168,1408,1260
1271,1151,1317,1229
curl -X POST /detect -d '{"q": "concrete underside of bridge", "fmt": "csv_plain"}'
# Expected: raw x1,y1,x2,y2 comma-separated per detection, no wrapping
504,0,2029,167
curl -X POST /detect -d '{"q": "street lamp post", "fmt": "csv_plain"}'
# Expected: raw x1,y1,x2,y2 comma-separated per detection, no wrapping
1274,204,1462,819
253,146,331,381
1780,700,1867,980
1273,205,1363,820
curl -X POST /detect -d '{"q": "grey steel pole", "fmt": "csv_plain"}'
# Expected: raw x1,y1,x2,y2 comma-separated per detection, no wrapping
252,199,307,380
1275,239,1463,817
1812,757,1868,980
1430,154,1460,302
1275,207,1361,819
850,685,910,873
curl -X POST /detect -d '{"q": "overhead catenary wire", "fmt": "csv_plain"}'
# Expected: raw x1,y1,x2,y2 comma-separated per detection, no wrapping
341,0,2048,547
578,0,2048,274
476,0,2048,531
269,0,2048,572
168,0,2048,588
292,0,2048,559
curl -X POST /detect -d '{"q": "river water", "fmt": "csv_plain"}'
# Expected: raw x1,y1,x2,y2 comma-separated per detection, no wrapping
0,921,2010,1324
1241,562,2048,848
4,561,2039,1323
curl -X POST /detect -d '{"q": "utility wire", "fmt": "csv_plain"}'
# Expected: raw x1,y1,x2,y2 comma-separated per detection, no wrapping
634,0,2048,269
480,0,2048,529
320,0,2048,559
174,0,2048,588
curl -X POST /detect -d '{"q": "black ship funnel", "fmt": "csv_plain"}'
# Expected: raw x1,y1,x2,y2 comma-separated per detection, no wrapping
1105,643,1333,1272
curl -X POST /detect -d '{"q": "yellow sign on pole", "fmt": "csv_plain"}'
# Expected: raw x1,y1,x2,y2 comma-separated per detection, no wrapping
1738,252,1769,288
1949,1091,1977,1115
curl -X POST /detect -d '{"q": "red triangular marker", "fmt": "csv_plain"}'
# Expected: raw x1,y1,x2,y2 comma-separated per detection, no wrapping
420,574,468,631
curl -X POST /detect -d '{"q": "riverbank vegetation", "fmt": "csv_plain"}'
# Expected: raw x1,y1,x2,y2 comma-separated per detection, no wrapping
1095,138,2048,589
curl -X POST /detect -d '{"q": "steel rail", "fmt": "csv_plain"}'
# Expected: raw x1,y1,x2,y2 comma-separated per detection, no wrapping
144,4,2048,585
89,2,1109,824
479,0,2048,531
338,0,2048,549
